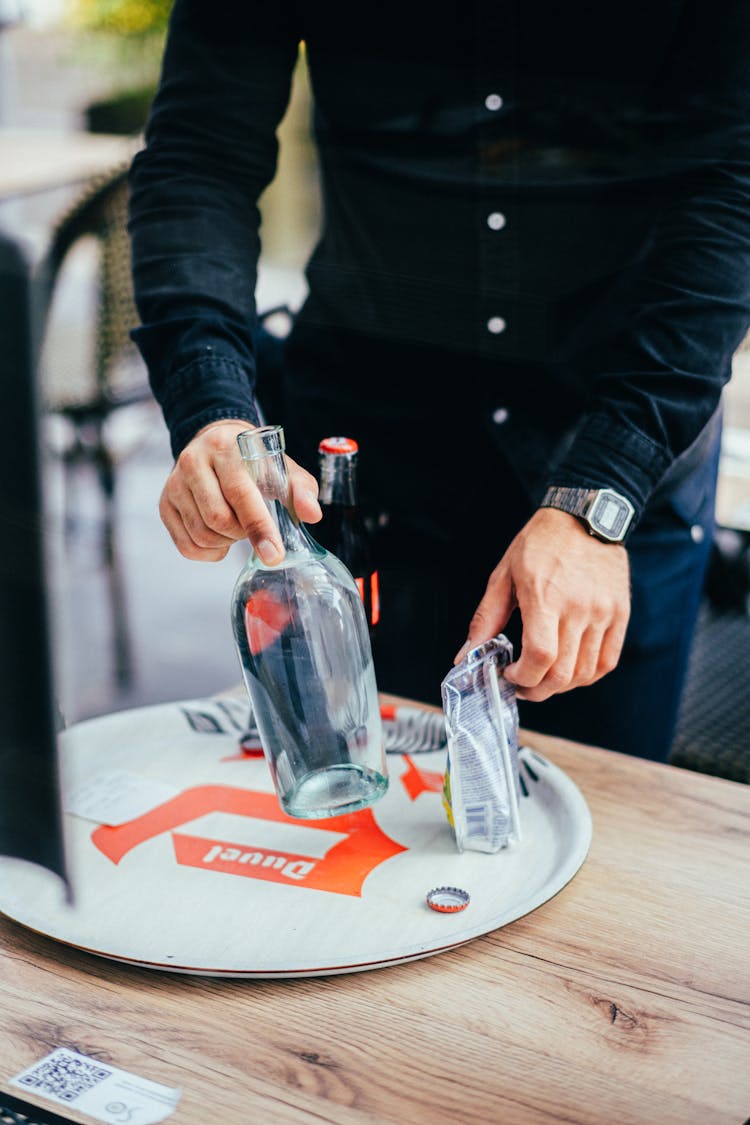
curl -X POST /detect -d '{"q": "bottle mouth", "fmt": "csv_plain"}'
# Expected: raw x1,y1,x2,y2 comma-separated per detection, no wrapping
237,425,286,461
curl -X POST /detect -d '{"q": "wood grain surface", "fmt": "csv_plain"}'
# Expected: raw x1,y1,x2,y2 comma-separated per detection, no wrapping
0,708,748,1125
0,128,139,201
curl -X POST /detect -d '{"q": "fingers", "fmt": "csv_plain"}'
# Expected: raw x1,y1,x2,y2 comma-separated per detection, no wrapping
165,463,243,546
508,594,629,697
217,454,286,564
221,453,321,554
161,421,276,563
572,624,607,686
506,588,630,703
159,420,323,564
596,612,629,681
159,495,232,561
457,507,631,700
161,419,280,563
289,463,323,524
453,565,516,664
509,619,590,702
510,610,582,702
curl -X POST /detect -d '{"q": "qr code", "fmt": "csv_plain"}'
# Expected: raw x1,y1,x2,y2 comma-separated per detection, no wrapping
18,1048,112,1103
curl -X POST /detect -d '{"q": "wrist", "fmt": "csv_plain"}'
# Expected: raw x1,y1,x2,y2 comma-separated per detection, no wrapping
540,485,635,544
194,418,257,439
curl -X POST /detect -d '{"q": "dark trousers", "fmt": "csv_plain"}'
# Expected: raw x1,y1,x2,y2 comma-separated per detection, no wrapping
275,322,721,763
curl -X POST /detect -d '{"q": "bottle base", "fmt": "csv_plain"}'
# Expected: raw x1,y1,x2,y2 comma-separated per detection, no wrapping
281,764,389,820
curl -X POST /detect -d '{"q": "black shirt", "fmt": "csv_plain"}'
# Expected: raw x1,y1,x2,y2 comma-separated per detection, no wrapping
128,0,750,520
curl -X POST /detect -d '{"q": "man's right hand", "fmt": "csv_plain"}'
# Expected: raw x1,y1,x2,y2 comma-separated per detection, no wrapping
159,419,322,564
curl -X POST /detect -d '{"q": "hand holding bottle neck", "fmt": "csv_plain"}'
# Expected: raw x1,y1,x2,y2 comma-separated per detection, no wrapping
237,426,315,561
262,494,312,557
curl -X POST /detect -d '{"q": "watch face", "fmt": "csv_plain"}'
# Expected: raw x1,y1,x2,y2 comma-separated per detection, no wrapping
589,490,633,540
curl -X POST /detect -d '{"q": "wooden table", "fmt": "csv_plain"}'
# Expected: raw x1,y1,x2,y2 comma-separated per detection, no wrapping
0,127,139,201
0,716,748,1124
0,126,141,274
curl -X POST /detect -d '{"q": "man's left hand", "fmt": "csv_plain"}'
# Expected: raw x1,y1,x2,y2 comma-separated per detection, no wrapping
455,507,631,701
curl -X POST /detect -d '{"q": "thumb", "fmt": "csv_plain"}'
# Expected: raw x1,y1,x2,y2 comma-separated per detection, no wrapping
453,567,516,664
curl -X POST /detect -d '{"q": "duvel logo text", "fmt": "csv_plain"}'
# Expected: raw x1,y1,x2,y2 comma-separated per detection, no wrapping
91,785,407,897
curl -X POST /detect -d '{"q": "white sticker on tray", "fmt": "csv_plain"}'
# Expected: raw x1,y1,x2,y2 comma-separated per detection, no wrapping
10,1046,181,1123
64,770,179,826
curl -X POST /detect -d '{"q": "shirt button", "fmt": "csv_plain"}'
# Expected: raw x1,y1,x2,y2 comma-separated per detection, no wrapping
484,93,503,111
492,407,509,425
487,316,507,335
487,211,507,230
690,524,705,544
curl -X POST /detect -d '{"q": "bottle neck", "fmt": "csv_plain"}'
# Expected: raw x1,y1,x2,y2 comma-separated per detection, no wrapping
239,427,313,557
319,454,358,507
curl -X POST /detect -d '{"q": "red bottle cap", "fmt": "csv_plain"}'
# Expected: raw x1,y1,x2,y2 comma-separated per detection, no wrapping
318,436,359,455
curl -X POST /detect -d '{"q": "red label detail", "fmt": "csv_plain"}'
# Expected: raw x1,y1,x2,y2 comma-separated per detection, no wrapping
371,571,380,626
220,746,265,762
400,756,445,801
91,785,407,897
173,834,321,886
244,589,293,655
355,572,380,627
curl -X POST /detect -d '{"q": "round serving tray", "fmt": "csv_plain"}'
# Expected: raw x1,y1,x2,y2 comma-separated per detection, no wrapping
0,698,592,977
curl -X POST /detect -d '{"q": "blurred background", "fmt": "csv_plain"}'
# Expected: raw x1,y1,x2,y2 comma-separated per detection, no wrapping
2,0,749,780
1,0,321,722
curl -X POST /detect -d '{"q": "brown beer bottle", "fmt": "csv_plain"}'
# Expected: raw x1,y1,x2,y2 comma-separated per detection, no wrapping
316,437,379,639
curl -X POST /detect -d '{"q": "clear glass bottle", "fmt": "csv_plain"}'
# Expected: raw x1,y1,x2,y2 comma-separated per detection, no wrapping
231,425,387,819
316,436,379,640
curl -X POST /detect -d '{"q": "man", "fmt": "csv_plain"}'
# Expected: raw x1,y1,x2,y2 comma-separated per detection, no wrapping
128,1,750,760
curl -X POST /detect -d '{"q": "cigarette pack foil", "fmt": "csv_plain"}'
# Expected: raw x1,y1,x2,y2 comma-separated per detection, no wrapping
441,635,522,853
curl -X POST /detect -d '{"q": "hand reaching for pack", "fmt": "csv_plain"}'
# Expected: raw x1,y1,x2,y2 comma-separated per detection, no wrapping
456,508,631,702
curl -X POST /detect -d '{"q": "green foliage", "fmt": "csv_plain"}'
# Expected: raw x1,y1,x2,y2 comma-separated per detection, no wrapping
85,83,158,134
65,0,171,121
71,0,172,39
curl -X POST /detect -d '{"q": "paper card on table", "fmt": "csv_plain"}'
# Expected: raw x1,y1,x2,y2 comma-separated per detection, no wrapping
64,770,179,826
10,1046,181,1124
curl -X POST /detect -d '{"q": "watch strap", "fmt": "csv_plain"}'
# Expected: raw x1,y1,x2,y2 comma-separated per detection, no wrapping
541,486,598,520
541,485,635,543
